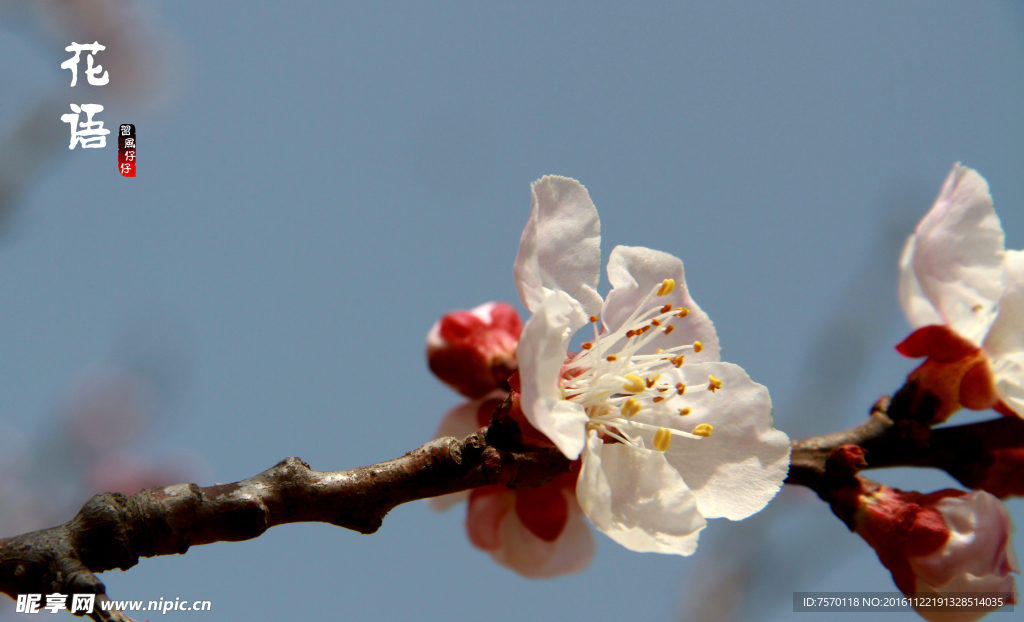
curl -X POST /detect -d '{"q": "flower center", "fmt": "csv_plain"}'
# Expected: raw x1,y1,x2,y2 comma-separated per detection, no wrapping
561,279,720,452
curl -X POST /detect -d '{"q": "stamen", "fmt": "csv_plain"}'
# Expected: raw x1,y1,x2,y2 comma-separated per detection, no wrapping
657,279,676,297
606,354,618,362
660,303,672,313
645,375,660,388
679,408,691,416
655,348,664,353
622,374,645,393
589,315,600,323
652,396,665,403
675,307,689,318
626,330,636,338
663,325,675,335
653,427,672,452
708,375,722,392
676,382,686,395
658,387,669,393
581,342,593,350
693,423,713,437
693,341,703,353
621,398,641,418
651,318,662,327
672,355,685,368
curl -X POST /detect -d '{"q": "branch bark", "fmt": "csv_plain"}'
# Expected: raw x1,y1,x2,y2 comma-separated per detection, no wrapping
3,390,1022,620
786,396,1024,497
0,425,571,620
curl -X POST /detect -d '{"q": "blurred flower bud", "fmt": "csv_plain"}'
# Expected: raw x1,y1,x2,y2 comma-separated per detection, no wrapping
426,302,522,399
853,483,1018,622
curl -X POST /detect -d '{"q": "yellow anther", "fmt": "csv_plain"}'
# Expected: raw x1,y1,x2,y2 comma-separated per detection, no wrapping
693,341,703,353
678,407,691,416
675,307,690,318
676,382,686,395
660,303,672,313
622,374,645,393
663,324,675,335
621,398,641,418
653,427,672,452
589,315,600,323
606,354,618,362
581,342,593,350
652,396,665,403
645,375,660,388
672,355,685,368
708,375,722,392
657,279,676,297
655,348,664,353
651,318,662,327
693,423,713,437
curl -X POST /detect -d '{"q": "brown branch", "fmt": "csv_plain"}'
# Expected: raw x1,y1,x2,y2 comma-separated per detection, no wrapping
786,395,1024,498
4,385,1021,620
0,425,571,620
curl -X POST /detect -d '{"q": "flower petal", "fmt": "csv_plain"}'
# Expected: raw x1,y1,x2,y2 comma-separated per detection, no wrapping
648,362,790,520
513,176,603,317
517,288,589,459
490,488,595,578
911,491,1019,591
903,164,1005,344
602,245,720,362
466,486,513,551
576,431,706,555
899,235,944,328
983,250,1024,417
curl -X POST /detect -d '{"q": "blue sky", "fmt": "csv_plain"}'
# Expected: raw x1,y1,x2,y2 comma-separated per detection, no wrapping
1,2,1023,620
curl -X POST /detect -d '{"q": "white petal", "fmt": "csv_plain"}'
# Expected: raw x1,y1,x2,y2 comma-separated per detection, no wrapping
913,491,1019,590
513,176,603,317
909,164,1005,344
984,250,1024,417
517,289,589,459
644,362,790,520
428,395,504,511
489,490,596,578
898,234,944,329
602,245,720,362
576,431,706,555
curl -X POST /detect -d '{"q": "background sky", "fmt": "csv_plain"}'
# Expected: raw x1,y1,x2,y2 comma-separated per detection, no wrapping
1,2,1023,620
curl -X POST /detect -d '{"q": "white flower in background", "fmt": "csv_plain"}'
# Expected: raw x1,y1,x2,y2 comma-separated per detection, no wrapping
897,163,1024,421
512,176,791,555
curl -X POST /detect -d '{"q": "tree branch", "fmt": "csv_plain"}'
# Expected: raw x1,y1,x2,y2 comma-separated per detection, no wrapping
4,387,1022,619
0,424,571,620
786,395,1024,497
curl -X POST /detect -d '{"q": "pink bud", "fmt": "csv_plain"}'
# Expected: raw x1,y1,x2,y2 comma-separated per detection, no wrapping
855,485,1018,621
427,302,522,398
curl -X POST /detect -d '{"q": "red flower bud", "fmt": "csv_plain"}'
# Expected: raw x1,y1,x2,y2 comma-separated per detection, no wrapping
853,484,1018,620
427,302,522,399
